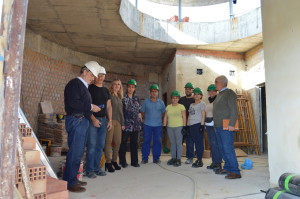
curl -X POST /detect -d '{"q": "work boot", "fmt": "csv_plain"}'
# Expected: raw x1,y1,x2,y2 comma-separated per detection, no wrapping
167,158,176,166
192,159,203,168
207,163,222,170
173,159,181,167
105,163,115,173
112,161,121,170
185,158,193,164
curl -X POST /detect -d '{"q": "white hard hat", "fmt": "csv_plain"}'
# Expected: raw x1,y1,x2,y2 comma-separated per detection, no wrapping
84,61,101,77
98,66,106,75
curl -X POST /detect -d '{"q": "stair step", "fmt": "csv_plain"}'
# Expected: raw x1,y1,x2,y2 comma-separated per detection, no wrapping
47,190,69,199
46,176,68,194
22,137,36,150
16,150,40,166
16,179,47,197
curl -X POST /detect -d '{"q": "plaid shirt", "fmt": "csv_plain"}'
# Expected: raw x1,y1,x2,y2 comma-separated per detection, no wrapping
122,94,142,132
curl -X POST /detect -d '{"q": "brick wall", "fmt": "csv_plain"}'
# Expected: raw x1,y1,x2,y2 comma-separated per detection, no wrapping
21,48,150,131
245,43,264,69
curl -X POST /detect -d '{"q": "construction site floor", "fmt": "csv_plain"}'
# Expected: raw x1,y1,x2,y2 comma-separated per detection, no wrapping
49,152,269,199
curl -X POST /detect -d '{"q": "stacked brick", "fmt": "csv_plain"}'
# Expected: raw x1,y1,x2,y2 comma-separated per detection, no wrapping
37,114,68,152
16,122,68,199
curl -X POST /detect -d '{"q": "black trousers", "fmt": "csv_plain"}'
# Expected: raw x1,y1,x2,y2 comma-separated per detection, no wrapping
119,131,139,165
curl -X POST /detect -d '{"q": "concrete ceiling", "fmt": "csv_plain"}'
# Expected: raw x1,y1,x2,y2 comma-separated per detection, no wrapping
26,0,262,66
146,0,229,7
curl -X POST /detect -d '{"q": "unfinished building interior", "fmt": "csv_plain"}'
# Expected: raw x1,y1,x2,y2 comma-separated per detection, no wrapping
0,0,300,198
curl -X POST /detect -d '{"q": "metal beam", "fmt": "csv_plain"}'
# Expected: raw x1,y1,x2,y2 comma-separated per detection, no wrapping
229,0,234,18
0,0,29,198
178,0,182,22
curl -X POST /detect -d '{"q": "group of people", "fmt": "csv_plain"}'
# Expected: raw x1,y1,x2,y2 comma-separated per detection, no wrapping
63,61,241,193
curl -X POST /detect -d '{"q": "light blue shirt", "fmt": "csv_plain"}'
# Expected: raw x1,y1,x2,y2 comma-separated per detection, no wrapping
220,87,228,92
77,77,88,88
77,77,92,110
141,97,165,127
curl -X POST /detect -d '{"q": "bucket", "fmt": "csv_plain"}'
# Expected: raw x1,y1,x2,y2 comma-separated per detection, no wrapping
50,145,62,157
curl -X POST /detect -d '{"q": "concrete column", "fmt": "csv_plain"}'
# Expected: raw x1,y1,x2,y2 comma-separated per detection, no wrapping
261,0,300,186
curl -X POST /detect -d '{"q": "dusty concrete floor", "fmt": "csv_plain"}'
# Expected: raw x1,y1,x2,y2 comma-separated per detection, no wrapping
48,152,269,199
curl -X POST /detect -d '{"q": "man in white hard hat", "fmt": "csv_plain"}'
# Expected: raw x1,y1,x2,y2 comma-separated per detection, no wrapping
63,61,102,192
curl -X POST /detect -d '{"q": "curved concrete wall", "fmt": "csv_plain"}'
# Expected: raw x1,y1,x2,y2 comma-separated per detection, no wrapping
120,0,262,45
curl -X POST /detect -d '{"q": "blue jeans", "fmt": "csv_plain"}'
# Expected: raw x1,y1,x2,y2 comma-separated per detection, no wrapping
184,128,195,158
85,117,107,173
190,123,204,160
142,125,162,161
63,115,89,187
206,126,222,164
215,127,240,175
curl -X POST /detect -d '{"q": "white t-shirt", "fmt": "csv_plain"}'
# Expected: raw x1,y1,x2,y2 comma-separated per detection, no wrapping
188,102,206,126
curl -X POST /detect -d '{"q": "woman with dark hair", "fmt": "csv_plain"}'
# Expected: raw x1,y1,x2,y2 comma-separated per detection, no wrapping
188,87,206,168
104,79,125,172
119,79,142,168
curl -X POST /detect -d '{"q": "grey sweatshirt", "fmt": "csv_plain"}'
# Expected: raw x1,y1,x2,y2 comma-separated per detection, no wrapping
213,88,238,128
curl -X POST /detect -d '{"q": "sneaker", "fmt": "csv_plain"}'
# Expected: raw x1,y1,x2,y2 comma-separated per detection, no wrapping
185,158,193,164
95,168,107,176
192,159,203,168
141,160,148,164
167,158,176,166
153,159,161,164
86,171,97,178
173,159,181,167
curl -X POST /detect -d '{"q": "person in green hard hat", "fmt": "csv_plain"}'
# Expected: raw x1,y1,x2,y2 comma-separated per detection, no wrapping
188,87,206,168
163,90,186,167
119,79,142,168
205,84,222,171
179,82,195,164
141,84,166,164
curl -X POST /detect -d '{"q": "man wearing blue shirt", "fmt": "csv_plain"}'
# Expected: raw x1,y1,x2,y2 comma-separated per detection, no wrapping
141,84,166,164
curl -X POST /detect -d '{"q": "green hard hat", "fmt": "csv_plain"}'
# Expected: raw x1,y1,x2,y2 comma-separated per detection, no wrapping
171,90,180,97
207,84,217,91
193,87,203,95
127,79,137,86
184,82,194,89
149,84,159,91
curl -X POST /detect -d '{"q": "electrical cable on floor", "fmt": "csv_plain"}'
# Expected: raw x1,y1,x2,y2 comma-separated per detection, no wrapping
223,192,263,199
156,163,197,199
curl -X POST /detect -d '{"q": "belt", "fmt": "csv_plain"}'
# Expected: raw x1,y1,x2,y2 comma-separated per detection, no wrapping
72,113,84,118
